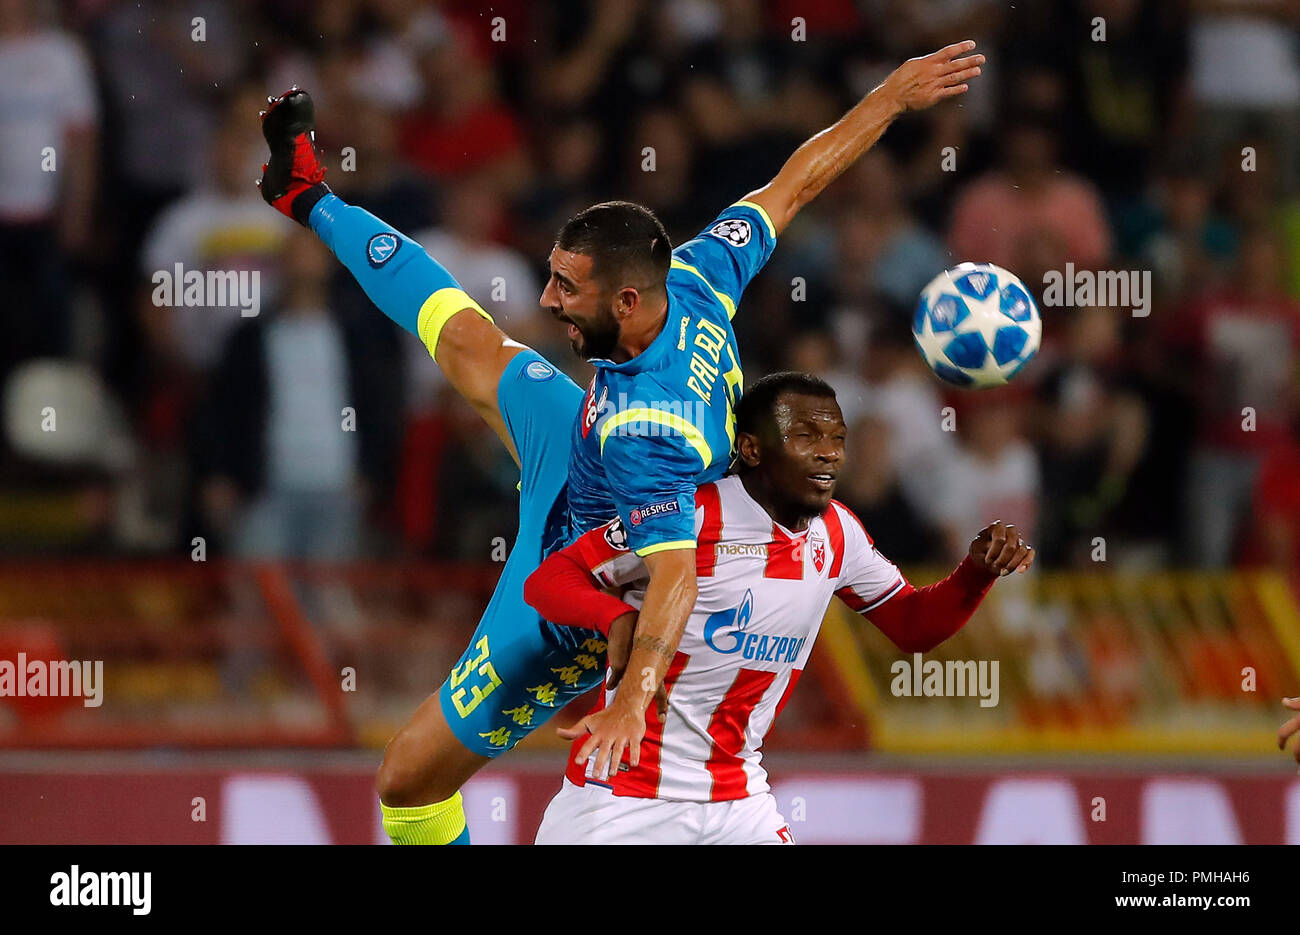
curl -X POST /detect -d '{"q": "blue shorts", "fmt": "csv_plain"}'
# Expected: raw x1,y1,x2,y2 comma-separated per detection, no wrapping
437,351,607,757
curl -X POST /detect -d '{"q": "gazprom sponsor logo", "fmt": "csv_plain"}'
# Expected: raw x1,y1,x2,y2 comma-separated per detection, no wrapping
703,590,753,654
741,633,806,663
702,592,806,663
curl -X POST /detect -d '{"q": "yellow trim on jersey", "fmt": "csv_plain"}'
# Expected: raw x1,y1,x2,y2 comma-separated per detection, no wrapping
722,343,743,450
635,539,696,558
734,200,778,240
598,408,713,467
416,287,493,361
669,259,737,320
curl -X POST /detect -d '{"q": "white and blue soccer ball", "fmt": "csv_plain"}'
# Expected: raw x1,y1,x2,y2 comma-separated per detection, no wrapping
912,262,1041,389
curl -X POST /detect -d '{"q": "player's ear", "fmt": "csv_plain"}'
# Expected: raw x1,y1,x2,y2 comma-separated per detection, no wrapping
615,285,640,319
737,431,761,468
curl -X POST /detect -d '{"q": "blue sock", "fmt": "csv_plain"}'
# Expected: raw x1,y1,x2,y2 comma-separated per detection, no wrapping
308,193,462,337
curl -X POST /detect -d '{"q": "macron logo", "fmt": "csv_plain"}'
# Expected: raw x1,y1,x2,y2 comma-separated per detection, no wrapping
50,866,151,916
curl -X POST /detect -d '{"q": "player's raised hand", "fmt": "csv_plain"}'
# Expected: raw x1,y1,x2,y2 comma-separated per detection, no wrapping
881,40,984,113
969,520,1034,577
1278,697,1300,769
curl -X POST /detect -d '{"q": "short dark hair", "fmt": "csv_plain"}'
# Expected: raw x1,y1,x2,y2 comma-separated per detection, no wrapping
557,201,671,291
735,371,837,437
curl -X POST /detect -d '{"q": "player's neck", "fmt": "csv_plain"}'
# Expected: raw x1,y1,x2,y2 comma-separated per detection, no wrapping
613,297,669,362
740,473,815,532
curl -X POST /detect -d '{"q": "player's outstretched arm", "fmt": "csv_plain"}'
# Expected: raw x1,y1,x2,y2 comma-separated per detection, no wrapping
853,520,1033,653
742,40,984,236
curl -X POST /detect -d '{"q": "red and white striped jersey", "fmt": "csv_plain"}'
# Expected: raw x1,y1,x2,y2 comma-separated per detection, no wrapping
562,474,904,802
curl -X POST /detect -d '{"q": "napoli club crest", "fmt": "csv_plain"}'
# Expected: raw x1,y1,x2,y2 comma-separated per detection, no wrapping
809,532,826,573
366,232,401,268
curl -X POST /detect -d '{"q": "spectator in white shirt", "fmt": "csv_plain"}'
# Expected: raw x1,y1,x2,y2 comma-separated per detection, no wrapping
0,0,99,380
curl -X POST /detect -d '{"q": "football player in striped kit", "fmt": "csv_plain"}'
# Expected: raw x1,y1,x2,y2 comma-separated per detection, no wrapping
527,372,1033,844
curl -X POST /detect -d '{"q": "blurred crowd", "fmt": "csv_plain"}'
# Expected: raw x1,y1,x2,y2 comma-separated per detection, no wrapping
2,0,1299,574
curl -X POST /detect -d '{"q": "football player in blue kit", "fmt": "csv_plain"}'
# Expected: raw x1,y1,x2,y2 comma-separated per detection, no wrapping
256,40,983,844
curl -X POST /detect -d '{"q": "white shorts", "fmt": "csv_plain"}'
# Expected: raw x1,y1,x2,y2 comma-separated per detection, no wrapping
535,779,795,845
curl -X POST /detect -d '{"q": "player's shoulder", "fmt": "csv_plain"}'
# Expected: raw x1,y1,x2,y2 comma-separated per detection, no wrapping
669,201,778,303
825,499,874,547
696,474,740,512
666,261,736,324
672,201,777,258
601,367,679,411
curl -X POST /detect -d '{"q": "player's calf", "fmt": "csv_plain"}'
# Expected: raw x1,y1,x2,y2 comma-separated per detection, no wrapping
376,695,491,845
376,694,490,807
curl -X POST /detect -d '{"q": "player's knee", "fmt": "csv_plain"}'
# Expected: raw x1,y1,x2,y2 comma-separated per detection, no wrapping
376,732,437,806
375,723,470,807
375,753,426,808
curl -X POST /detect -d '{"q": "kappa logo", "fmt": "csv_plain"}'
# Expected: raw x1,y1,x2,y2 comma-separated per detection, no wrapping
603,518,629,551
709,218,751,247
809,531,826,574
366,232,401,268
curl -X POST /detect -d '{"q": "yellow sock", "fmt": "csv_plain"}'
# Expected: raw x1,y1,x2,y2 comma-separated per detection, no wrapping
381,792,469,845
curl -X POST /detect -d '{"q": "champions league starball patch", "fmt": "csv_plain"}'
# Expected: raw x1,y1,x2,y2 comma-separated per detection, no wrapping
603,518,629,551
708,218,751,247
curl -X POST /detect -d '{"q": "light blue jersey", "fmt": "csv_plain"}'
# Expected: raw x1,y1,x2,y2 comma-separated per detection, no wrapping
565,201,778,556
305,193,776,758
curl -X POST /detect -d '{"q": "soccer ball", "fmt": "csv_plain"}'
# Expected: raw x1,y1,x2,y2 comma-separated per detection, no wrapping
912,262,1041,389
